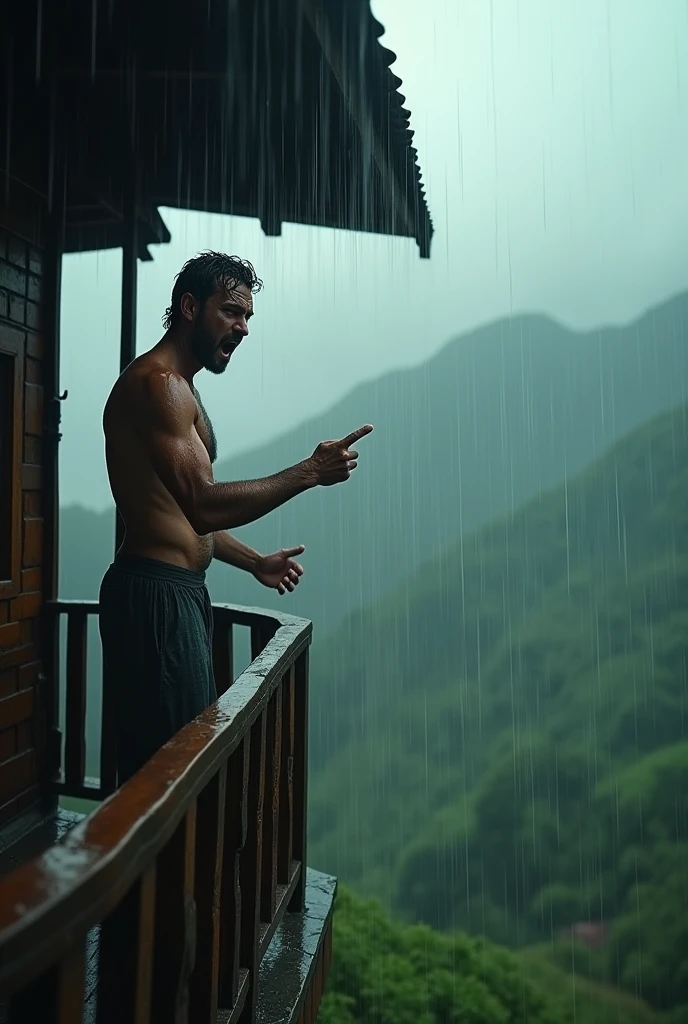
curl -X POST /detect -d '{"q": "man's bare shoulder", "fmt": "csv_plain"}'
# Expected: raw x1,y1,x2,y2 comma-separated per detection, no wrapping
105,357,196,436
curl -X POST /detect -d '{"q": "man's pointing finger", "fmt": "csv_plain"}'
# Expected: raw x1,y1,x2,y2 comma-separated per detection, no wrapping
338,424,374,448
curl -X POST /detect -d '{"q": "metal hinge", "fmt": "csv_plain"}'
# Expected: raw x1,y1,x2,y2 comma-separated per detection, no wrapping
45,389,68,442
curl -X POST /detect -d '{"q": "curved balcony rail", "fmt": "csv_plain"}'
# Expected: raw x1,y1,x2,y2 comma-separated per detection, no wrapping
0,600,323,1023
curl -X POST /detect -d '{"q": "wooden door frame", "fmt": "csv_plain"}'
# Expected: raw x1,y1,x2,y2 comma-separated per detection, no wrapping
0,328,24,600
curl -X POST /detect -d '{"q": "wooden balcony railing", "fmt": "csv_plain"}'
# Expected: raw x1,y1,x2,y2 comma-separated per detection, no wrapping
0,600,327,1023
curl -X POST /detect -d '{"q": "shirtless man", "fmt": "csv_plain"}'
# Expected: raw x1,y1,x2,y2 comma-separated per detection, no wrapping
99,250,372,784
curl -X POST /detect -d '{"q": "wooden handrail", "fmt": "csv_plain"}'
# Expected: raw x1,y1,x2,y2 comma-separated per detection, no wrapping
47,600,287,801
0,600,312,1021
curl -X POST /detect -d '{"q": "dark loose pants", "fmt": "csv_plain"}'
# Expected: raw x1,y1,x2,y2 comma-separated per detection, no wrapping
99,554,217,785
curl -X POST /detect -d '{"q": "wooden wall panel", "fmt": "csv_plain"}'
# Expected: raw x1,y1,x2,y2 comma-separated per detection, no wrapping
0,209,47,827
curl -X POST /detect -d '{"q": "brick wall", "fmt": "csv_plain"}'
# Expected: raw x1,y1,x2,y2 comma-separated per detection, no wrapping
0,210,47,825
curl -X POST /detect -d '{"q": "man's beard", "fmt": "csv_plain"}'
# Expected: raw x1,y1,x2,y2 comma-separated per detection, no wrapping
189,317,229,375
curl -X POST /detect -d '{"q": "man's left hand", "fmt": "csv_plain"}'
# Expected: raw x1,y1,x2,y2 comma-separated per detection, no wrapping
253,546,305,595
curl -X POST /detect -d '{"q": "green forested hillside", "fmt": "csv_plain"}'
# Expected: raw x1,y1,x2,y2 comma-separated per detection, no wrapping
309,405,688,1013
318,887,671,1024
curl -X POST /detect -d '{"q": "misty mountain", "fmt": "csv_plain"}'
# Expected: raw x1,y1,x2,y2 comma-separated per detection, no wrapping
307,402,688,1011
61,292,688,636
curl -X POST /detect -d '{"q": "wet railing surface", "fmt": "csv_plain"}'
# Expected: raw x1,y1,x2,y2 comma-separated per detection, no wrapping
0,601,312,1023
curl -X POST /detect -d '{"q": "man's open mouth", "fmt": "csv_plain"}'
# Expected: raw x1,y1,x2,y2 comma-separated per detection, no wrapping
220,339,238,357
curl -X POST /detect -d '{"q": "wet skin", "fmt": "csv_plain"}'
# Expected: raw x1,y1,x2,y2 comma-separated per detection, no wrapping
103,281,374,587
103,283,254,572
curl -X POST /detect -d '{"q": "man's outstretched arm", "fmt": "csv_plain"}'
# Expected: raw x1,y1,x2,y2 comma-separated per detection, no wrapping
136,369,373,534
213,530,261,572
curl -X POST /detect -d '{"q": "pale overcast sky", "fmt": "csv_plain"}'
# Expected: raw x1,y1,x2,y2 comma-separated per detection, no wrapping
60,0,688,510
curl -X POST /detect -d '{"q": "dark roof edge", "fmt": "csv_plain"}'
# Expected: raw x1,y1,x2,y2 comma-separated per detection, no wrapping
365,5,434,258
304,0,434,258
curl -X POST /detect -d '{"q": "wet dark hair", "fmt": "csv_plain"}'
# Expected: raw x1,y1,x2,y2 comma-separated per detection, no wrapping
162,250,263,330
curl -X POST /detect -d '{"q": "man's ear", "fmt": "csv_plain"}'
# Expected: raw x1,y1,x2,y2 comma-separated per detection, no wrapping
179,292,197,322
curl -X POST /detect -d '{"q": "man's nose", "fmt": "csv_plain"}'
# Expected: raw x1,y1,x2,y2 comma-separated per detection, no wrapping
237,318,249,337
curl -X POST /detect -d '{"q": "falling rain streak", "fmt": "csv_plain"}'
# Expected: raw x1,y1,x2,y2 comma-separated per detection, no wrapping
2,0,688,1020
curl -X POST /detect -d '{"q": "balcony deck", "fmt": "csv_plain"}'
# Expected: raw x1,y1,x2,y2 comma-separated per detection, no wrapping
0,601,335,1023
0,808,83,881
0,841,333,1024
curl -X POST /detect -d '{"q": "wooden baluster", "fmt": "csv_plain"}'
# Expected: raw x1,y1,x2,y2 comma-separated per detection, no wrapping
260,682,282,922
250,625,263,662
57,947,87,1024
323,918,333,978
99,634,117,795
238,708,267,1023
8,944,86,1023
310,939,326,1021
218,737,250,1012
150,806,197,1023
39,600,61,787
250,621,276,662
212,617,234,696
306,967,318,1024
189,766,227,1023
289,648,309,911
96,866,156,1024
277,666,295,883
65,608,87,788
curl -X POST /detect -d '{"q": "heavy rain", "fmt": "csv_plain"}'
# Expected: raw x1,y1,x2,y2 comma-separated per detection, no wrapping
1,0,688,1021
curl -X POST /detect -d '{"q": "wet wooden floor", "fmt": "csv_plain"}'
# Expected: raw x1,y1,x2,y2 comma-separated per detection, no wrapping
0,808,336,1024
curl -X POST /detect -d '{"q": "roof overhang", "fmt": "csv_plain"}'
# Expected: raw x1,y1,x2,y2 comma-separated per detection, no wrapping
2,0,433,259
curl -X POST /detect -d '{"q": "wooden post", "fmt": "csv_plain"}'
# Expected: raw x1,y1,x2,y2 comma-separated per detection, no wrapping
119,164,139,375
40,90,67,799
114,160,138,556
42,89,66,612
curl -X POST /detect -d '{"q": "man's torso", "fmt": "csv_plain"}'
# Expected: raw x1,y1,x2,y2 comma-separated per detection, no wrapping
103,354,218,572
